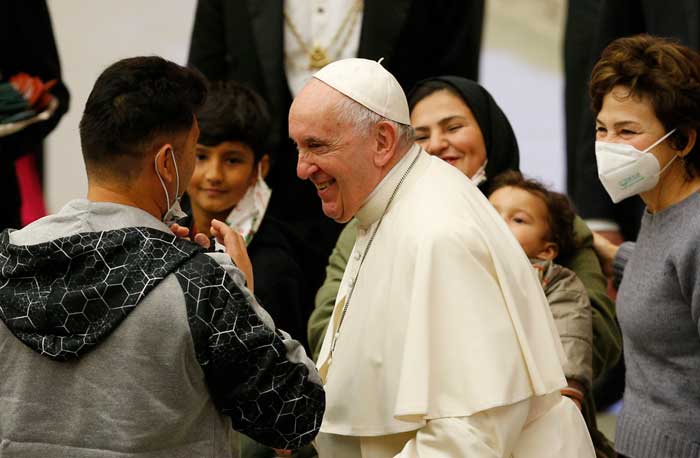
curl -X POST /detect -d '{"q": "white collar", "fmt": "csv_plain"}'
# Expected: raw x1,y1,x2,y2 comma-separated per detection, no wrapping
355,144,421,229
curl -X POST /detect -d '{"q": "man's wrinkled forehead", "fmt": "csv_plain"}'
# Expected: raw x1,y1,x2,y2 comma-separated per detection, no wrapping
289,80,346,136
292,79,344,115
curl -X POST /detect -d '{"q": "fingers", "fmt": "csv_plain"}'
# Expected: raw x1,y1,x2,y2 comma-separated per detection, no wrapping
171,223,212,248
169,223,190,239
211,219,240,244
592,231,619,256
193,233,211,249
210,219,254,293
596,230,624,246
592,231,620,277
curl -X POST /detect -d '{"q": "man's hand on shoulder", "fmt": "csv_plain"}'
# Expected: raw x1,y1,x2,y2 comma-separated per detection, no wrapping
169,223,211,248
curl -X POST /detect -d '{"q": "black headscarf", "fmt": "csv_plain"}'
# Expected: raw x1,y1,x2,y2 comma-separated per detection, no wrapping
408,76,519,193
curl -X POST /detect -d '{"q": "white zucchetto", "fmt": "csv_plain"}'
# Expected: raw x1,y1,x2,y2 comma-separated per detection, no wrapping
313,58,411,125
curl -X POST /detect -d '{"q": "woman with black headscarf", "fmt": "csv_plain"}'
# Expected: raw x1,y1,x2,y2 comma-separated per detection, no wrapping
407,76,519,195
307,78,619,457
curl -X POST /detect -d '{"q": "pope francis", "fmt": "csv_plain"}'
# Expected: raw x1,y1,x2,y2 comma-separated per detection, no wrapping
289,58,595,458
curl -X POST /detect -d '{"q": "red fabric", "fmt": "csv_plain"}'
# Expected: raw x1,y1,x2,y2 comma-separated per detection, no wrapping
15,152,47,226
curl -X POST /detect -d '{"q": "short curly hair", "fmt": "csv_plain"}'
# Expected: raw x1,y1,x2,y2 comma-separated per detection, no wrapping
489,171,577,260
590,34,700,178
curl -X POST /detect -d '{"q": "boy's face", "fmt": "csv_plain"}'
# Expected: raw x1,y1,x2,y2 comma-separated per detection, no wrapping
488,186,558,261
187,140,258,218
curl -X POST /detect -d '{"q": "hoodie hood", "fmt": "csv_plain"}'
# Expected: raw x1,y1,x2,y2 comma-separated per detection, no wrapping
0,227,203,361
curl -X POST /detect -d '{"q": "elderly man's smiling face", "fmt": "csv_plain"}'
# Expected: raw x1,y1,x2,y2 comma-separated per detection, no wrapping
289,79,380,223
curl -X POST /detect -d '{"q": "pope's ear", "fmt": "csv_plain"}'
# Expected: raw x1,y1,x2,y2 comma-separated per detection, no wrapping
373,121,398,168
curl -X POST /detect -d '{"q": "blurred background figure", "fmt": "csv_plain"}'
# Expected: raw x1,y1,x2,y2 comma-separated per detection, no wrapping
0,0,69,231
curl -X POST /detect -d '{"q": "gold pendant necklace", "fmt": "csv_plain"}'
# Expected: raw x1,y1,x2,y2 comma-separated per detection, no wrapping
309,45,331,70
284,0,363,70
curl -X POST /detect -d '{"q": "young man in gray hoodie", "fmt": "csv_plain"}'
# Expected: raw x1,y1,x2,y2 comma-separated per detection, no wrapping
0,56,324,458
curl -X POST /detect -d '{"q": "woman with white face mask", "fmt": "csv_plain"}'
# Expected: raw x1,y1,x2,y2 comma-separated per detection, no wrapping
588,35,700,458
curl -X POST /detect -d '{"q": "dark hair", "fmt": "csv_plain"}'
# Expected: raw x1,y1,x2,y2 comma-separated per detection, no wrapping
79,56,207,180
196,81,270,161
590,34,700,178
489,170,577,260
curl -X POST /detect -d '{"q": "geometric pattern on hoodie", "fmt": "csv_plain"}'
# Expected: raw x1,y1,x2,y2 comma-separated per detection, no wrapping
0,227,324,450
176,252,324,450
0,227,202,360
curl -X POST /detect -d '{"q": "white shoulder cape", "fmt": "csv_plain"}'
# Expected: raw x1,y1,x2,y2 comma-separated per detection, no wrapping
317,151,567,436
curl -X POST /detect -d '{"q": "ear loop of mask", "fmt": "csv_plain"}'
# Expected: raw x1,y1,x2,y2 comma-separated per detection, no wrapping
650,129,678,177
645,128,677,154
155,148,180,215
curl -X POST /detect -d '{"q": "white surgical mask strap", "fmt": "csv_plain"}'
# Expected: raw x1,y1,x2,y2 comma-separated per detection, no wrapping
172,149,181,199
155,150,172,211
658,152,679,177
647,129,679,177
155,148,180,215
644,128,677,153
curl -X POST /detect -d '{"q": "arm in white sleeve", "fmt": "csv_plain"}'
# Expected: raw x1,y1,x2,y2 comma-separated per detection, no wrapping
395,398,531,458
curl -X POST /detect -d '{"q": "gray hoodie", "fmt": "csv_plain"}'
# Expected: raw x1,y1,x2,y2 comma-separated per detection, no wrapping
0,200,324,457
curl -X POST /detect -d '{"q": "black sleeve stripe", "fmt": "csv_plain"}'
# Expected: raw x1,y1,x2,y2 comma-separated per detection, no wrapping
175,253,324,450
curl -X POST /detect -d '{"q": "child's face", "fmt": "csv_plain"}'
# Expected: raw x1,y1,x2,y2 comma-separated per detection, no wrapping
488,186,558,260
187,141,258,218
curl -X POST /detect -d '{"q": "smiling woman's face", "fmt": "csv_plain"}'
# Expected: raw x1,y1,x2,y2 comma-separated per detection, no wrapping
410,89,487,178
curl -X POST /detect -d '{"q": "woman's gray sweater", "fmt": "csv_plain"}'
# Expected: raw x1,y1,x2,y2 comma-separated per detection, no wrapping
615,192,700,458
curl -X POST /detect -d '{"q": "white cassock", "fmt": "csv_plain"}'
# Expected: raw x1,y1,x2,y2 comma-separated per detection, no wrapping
315,145,595,457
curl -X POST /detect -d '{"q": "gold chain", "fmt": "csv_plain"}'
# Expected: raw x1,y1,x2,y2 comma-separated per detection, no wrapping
284,0,363,70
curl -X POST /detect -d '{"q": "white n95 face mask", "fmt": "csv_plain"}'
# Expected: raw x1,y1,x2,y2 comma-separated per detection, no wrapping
596,129,677,203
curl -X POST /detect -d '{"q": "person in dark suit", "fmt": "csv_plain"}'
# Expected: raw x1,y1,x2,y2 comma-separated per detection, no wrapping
187,0,484,312
0,0,70,231
566,0,700,243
